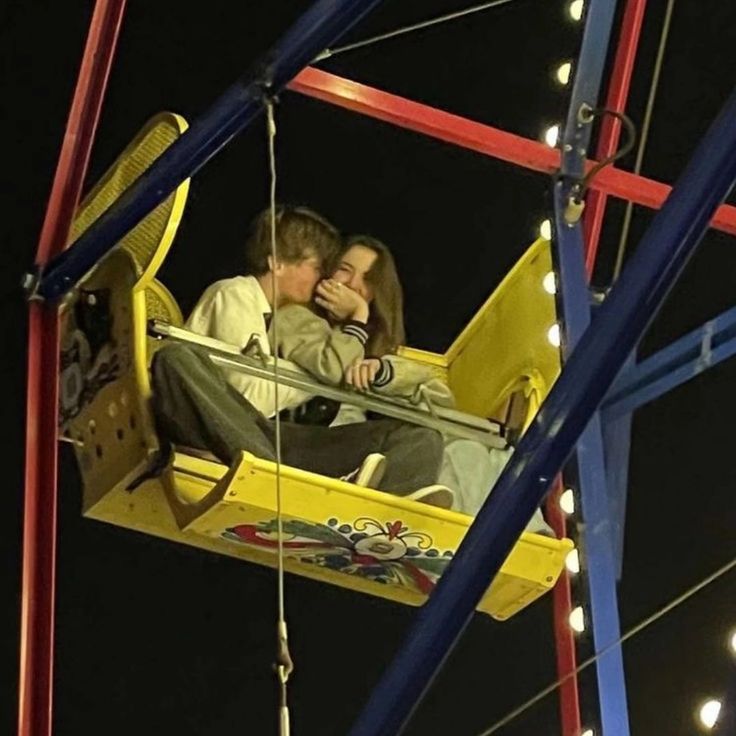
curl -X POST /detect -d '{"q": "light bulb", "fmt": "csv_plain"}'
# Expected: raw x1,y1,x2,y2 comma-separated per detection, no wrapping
729,629,736,655
539,219,553,241
560,488,575,514
581,730,594,736
569,606,585,632
544,124,560,148
566,548,580,574
547,323,561,348
569,0,585,21
556,62,572,85
543,271,557,294
698,699,722,729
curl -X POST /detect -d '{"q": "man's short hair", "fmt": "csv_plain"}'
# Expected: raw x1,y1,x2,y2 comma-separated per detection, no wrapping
245,205,342,276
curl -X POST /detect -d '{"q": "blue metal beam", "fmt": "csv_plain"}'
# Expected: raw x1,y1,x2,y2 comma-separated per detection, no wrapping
35,0,384,301
601,371,633,581
602,304,736,421
554,183,631,736
560,0,618,180
558,1,628,732
347,80,736,736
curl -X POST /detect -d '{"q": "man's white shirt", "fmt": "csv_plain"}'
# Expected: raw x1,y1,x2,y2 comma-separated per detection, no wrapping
186,275,311,417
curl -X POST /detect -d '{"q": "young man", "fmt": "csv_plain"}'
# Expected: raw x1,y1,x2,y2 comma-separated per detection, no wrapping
152,206,452,506
185,205,337,417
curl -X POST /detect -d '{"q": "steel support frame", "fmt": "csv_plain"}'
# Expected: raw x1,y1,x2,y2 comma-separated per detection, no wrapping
601,302,736,578
27,2,736,736
22,0,385,734
603,303,736,420
556,1,630,733
346,75,736,736
38,56,736,302
582,0,648,591
20,4,126,736
35,0,387,301
553,186,631,735
602,353,635,581
554,1,647,730
287,68,736,237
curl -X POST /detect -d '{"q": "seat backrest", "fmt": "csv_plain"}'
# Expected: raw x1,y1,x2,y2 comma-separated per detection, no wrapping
444,237,560,428
68,112,190,283
60,112,190,511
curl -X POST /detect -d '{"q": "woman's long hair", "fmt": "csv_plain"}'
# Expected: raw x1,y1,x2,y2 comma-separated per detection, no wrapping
344,234,406,356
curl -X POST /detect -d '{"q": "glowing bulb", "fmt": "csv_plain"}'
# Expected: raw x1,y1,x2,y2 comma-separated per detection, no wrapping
539,219,553,241
544,124,560,148
559,488,575,514
547,323,561,348
543,271,557,294
569,0,585,21
556,62,572,85
581,730,595,736
569,606,585,632
698,699,722,729
729,629,736,654
566,548,580,574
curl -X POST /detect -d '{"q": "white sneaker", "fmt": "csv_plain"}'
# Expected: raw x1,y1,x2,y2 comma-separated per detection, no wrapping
405,485,454,509
340,453,386,489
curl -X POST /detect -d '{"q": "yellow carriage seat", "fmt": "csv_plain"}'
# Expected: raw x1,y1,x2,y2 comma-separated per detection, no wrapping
399,237,561,436
60,112,572,621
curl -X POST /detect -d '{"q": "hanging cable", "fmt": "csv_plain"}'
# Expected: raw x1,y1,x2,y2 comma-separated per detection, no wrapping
315,0,521,62
562,106,637,225
613,0,677,280
475,554,736,735
578,107,637,194
265,98,293,736
562,107,637,225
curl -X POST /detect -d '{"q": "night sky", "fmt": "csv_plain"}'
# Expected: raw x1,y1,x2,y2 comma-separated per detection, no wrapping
3,1,736,734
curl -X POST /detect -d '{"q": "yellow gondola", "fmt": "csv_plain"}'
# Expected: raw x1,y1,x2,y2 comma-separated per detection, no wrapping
60,112,573,621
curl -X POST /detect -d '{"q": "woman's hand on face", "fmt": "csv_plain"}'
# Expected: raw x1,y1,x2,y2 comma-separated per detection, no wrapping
315,279,369,322
345,358,382,391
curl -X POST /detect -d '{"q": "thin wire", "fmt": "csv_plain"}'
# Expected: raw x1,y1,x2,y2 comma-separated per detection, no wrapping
578,108,637,196
266,99,293,736
613,0,676,280
315,0,520,61
476,554,736,735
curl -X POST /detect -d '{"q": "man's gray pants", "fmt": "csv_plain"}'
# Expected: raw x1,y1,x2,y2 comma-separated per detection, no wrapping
151,343,442,495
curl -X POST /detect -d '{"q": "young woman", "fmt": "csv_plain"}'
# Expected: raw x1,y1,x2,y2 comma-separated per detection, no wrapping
273,235,553,534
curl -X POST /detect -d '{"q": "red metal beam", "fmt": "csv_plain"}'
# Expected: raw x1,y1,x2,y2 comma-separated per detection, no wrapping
288,67,736,237
583,0,648,275
19,3,126,736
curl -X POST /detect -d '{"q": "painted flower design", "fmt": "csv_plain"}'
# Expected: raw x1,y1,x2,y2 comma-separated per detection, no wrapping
222,517,455,594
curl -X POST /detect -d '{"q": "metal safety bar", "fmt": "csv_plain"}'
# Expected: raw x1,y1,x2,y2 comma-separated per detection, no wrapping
150,321,507,449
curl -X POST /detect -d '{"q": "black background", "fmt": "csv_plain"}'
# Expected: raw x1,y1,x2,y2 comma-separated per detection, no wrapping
3,1,736,734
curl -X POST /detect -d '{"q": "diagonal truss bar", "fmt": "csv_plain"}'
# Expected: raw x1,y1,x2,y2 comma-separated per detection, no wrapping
288,67,736,236
602,304,736,421
20,4,126,736
346,77,736,736
35,0,386,301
